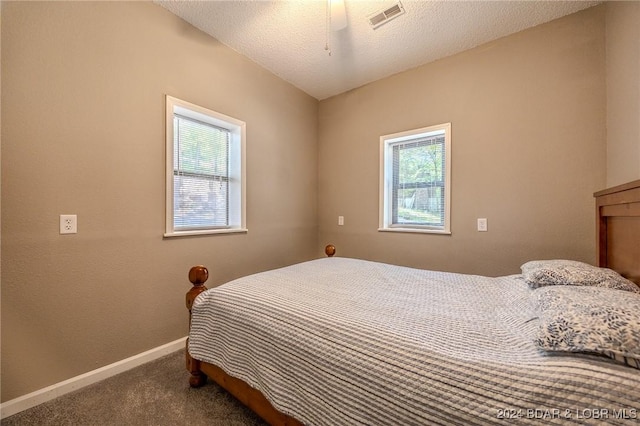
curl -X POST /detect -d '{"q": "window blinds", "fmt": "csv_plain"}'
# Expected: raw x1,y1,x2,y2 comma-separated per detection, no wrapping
173,114,230,230
391,135,445,227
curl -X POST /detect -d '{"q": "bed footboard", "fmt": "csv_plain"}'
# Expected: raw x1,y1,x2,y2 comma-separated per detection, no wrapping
184,247,336,424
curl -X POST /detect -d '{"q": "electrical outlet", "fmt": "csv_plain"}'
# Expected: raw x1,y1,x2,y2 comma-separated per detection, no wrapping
477,218,488,232
60,214,77,234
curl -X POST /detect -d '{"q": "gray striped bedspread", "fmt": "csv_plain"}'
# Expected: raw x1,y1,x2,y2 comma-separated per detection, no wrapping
189,257,640,425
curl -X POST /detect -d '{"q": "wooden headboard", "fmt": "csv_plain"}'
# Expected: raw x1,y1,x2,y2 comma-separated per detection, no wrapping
594,179,640,285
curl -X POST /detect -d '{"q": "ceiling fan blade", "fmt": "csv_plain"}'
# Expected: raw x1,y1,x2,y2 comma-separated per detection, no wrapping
330,0,347,31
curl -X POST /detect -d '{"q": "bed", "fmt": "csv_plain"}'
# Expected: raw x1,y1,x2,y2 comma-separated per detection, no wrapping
185,179,640,425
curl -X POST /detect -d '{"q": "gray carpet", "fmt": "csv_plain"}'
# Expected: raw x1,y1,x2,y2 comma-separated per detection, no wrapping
1,350,267,426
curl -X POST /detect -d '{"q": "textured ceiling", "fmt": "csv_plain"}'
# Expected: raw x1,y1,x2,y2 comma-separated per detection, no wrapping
155,0,600,100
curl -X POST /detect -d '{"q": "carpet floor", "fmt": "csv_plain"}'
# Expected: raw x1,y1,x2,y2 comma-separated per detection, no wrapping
1,350,267,426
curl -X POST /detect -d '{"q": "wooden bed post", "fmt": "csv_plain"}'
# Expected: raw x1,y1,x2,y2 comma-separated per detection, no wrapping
186,265,209,387
325,244,336,257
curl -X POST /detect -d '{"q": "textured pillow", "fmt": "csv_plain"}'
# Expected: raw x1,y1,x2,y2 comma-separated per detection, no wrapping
521,259,640,293
534,285,640,369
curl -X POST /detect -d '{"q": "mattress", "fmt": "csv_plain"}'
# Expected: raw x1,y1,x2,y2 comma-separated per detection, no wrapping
189,257,640,425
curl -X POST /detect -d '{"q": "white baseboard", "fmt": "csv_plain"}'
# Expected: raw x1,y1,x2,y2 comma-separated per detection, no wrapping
0,336,187,419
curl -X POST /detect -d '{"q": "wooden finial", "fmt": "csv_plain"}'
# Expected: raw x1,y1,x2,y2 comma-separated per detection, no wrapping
189,265,209,285
325,244,336,257
186,265,209,311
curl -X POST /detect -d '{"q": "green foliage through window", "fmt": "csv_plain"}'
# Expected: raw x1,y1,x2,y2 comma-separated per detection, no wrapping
173,115,230,229
392,136,445,227
380,123,450,234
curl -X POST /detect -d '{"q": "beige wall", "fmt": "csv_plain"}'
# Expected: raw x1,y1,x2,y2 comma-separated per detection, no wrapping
605,1,640,187
1,2,318,402
318,6,607,276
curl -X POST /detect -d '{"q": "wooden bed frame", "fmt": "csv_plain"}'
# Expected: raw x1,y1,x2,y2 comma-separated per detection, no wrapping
595,179,640,284
184,245,335,425
185,180,640,425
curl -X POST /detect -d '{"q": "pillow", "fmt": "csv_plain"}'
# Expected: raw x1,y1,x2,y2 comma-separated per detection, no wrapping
521,259,640,293
534,285,640,369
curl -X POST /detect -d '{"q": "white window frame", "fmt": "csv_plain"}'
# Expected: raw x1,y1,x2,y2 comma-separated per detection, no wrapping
165,95,246,237
379,123,451,235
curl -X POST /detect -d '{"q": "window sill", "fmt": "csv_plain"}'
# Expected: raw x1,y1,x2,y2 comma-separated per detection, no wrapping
378,227,451,235
164,228,248,238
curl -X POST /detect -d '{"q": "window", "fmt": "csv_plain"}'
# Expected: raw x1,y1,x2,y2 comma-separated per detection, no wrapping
379,123,451,234
165,96,246,237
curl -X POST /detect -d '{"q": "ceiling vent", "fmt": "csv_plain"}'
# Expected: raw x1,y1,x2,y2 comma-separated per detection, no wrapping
367,2,405,29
